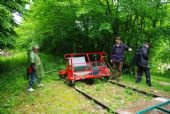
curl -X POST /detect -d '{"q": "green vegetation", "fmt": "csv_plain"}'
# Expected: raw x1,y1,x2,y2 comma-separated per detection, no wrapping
0,0,27,48
15,0,170,73
0,0,170,113
0,52,107,114
17,0,170,55
120,75,170,97
0,51,168,113
76,81,153,110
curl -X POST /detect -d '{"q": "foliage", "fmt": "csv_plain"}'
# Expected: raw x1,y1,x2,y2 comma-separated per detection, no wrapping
157,63,170,74
0,1,169,113
17,0,170,67
0,0,28,48
150,39,170,74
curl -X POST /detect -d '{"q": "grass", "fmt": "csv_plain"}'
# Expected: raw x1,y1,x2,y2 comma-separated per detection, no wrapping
120,74,170,97
0,50,169,114
76,80,153,111
0,51,107,114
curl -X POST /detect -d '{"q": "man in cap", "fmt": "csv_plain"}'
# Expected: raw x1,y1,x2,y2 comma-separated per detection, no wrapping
27,44,44,92
134,42,151,87
110,36,132,81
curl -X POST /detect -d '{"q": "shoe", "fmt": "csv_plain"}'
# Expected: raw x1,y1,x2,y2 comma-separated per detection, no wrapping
38,83,44,87
147,84,152,87
28,88,35,92
135,81,139,84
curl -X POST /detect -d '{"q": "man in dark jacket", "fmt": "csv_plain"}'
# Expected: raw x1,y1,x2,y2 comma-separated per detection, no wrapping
135,43,151,87
110,36,132,81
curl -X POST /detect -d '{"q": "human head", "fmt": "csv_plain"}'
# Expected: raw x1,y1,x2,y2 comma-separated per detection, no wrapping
144,42,150,48
32,44,39,53
115,36,121,44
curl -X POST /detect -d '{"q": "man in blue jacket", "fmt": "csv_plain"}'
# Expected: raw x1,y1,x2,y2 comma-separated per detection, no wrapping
134,43,151,87
111,36,132,81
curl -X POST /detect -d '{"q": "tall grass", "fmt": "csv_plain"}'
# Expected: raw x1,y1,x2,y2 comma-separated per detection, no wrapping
0,51,27,113
0,51,27,73
0,51,64,114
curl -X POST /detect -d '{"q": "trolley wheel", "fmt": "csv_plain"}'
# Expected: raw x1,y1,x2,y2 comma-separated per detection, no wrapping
68,80,75,87
103,76,109,82
86,79,94,85
59,74,66,79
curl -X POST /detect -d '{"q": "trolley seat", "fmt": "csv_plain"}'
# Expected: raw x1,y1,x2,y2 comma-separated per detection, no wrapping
68,56,92,76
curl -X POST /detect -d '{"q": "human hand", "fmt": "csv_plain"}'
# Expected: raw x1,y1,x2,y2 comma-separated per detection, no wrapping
128,48,132,52
31,63,36,72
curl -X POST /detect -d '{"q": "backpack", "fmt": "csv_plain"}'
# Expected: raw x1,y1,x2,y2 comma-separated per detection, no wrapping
133,47,142,65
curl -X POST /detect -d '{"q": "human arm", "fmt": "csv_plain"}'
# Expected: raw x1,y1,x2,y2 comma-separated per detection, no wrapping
123,43,132,52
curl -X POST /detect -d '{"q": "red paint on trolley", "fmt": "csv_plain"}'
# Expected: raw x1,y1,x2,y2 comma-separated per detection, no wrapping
59,52,111,83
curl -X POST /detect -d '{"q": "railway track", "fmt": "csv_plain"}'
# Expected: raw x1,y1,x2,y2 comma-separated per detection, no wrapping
73,86,118,114
108,80,162,98
60,78,118,114
61,78,167,114
58,58,168,113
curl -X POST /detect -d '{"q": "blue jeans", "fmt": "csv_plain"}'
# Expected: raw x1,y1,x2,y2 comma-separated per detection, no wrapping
29,72,42,88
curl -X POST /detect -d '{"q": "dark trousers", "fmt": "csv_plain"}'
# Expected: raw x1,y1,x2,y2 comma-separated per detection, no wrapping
111,62,123,80
136,65,151,86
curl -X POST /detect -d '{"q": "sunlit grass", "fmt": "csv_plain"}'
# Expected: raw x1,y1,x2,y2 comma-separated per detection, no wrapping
76,81,152,110
0,51,169,113
0,51,107,114
120,74,170,97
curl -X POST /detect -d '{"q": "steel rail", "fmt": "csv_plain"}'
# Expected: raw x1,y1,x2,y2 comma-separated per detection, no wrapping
108,81,162,98
61,78,118,114
73,86,118,114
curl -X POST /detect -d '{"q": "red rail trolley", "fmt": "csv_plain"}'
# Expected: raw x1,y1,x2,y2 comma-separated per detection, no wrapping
59,52,111,86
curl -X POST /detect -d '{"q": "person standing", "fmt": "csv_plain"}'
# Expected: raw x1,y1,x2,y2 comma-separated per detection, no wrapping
110,36,132,81
134,43,151,87
27,44,44,92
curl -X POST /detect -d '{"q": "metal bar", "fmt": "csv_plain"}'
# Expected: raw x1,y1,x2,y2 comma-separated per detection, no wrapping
136,100,170,114
64,52,104,58
74,86,118,114
109,81,162,98
156,106,170,113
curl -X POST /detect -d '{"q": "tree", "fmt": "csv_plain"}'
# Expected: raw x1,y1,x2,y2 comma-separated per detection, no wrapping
17,0,170,59
0,0,27,48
